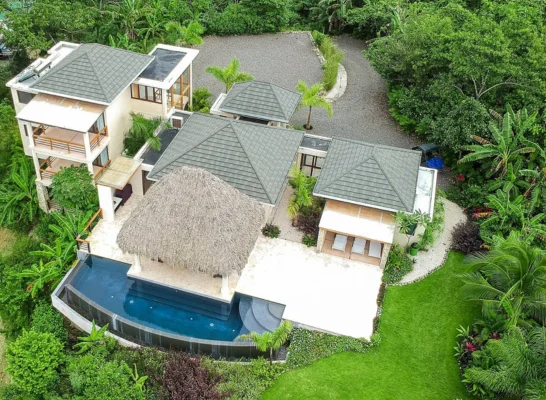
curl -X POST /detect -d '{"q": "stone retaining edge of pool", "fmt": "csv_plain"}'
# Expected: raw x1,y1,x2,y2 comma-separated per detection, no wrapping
51,256,271,359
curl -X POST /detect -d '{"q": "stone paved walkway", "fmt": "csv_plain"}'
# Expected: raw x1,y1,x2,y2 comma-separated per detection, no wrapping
399,199,466,285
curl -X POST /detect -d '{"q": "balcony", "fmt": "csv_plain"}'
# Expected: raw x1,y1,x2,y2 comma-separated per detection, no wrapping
32,125,108,159
39,156,110,184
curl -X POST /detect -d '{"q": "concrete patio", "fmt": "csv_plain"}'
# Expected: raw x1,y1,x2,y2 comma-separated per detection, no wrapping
237,237,383,338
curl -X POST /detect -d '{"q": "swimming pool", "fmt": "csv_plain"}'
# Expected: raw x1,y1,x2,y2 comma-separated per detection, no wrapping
69,255,245,341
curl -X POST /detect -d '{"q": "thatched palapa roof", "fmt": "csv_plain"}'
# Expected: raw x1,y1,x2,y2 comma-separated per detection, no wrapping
117,166,265,274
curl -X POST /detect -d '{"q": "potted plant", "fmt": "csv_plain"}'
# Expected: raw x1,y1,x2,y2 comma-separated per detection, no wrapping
409,242,419,256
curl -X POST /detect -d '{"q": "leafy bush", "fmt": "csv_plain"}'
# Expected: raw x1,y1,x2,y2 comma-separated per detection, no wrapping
312,33,344,91
50,165,98,212
202,357,285,400
0,235,41,338
31,301,68,344
163,351,223,400
190,87,213,113
6,330,64,396
418,195,445,250
286,328,375,369
382,244,414,284
302,234,317,247
451,220,484,254
262,223,281,239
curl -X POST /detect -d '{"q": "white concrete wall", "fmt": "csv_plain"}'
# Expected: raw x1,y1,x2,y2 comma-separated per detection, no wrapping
97,184,115,222
393,223,426,247
130,91,166,119
128,165,144,196
104,87,133,161
11,88,34,156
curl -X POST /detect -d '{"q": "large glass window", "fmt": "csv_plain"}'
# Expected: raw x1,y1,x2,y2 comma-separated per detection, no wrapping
131,84,162,104
300,154,324,177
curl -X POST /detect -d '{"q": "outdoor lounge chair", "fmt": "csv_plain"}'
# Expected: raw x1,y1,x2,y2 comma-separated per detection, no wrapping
369,241,382,258
351,238,366,255
332,234,348,251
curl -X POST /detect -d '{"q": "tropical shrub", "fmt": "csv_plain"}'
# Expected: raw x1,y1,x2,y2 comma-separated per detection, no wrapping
31,301,68,344
261,223,281,239
382,244,414,284
313,33,344,91
0,102,22,182
74,321,115,354
0,235,41,338
50,165,98,212
124,113,163,156
287,166,316,220
418,194,445,250
189,87,213,113
202,357,285,400
451,220,483,254
286,328,377,369
163,351,223,400
0,156,39,230
6,330,64,396
302,234,317,247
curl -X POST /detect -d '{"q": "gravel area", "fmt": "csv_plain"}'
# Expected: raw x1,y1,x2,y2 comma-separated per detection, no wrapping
399,199,466,285
193,32,323,102
193,33,418,148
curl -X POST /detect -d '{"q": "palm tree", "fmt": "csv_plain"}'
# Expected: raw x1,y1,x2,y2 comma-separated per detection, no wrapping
287,166,315,223
458,113,535,177
126,113,163,154
464,326,546,399
165,20,204,47
460,232,546,326
296,81,333,130
237,321,293,365
205,58,254,93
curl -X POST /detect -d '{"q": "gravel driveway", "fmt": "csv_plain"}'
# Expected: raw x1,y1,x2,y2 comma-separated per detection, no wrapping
193,32,418,148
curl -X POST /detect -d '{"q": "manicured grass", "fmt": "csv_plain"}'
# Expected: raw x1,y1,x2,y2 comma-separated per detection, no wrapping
263,252,480,400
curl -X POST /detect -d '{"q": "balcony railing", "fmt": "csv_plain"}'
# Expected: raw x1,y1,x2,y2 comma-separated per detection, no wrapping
76,208,103,253
39,156,58,180
93,159,110,181
89,126,108,151
32,124,108,156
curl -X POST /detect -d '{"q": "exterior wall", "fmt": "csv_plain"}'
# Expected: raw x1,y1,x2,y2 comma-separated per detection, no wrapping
380,244,391,269
11,88,34,156
130,92,166,118
128,165,144,196
262,204,275,224
393,223,425,247
317,228,326,252
104,87,133,160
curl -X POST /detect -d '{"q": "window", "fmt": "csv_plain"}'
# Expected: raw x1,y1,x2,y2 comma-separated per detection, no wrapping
17,91,35,104
172,118,183,129
300,154,324,177
131,84,162,104
89,114,105,134
23,125,29,137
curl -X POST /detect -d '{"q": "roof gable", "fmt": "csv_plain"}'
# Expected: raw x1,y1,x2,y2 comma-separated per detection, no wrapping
219,81,301,123
31,44,153,104
148,113,304,204
314,138,421,212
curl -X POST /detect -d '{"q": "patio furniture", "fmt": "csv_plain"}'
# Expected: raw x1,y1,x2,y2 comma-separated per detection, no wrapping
332,234,348,251
369,241,382,258
351,238,366,255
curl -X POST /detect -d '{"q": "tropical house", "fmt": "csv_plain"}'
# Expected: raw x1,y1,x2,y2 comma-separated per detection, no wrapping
313,138,438,267
210,80,301,127
6,41,198,212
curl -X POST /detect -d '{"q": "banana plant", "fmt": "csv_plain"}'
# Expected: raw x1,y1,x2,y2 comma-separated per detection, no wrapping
17,260,63,298
74,320,110,354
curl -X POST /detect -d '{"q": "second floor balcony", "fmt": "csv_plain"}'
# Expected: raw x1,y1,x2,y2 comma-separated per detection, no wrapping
17,93,109,160
32,124,109,158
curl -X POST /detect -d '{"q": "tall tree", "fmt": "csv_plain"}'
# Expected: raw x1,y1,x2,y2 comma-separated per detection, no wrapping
296,81,333,129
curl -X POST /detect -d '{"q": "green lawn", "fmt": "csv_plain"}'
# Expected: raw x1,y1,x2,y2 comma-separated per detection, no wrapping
263,252,480,400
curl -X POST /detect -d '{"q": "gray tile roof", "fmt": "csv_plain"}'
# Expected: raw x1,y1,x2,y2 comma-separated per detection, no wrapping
31,44,154,104
313,138,421,212
148,113,304,204
219,81,301,123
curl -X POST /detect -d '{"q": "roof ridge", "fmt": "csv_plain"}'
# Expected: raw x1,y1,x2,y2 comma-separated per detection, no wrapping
84,46,108,102
268,83,289,120
230,121,274,203
371,151,411,211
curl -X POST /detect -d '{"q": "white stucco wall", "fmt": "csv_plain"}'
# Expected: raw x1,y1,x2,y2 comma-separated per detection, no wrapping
130,91,166,119
104,87,133,161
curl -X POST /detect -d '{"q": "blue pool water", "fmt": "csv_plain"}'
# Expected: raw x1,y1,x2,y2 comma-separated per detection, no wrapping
70,256,244,341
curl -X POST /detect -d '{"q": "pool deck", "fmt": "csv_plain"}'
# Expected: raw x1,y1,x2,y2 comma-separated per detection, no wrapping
238,237,383,339
88,195,239,301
